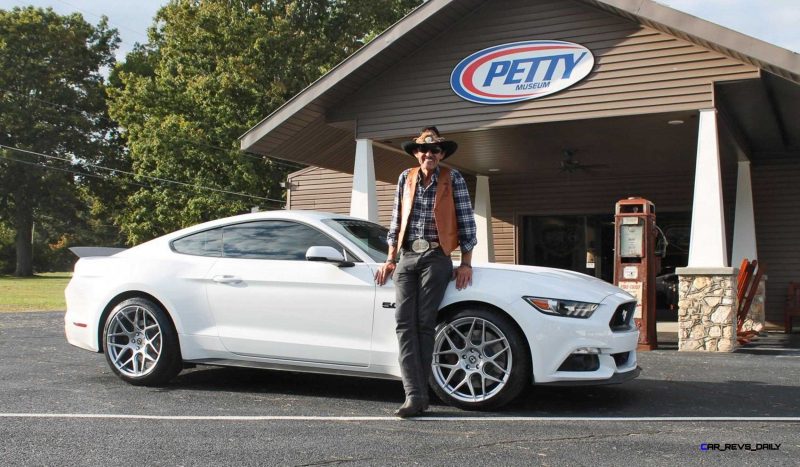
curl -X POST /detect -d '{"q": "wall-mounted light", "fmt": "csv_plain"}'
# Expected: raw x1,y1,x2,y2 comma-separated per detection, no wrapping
667,119,685,125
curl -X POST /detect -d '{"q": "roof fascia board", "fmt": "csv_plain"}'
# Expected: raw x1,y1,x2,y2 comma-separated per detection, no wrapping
239,0,458,151
593,0,799,80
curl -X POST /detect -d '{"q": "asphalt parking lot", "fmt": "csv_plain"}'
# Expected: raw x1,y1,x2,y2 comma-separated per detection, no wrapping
1,312,799,466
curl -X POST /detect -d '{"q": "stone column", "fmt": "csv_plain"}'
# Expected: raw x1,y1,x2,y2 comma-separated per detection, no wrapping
741,275,767,334
677,109,737,352
731,161,758,267
350,139,378,222
676,268,738,352
472,175,495,263
730,161,766,335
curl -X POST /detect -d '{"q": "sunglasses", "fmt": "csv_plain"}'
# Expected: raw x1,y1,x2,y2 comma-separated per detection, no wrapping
415,145,443,155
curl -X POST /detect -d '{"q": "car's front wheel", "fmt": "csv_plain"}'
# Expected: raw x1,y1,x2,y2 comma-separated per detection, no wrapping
102,297,182,386
430,308,530,410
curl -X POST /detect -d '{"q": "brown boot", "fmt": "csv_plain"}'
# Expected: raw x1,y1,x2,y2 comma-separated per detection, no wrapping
395,397,427,418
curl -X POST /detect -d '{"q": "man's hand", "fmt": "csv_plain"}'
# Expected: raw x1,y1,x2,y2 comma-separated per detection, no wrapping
375,262,396,286
453,264,472,290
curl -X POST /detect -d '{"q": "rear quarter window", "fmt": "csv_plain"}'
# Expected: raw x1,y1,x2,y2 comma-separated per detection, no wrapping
172,228,223,257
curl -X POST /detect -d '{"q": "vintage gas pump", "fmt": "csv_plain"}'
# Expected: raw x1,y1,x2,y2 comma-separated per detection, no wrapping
614,197,658,350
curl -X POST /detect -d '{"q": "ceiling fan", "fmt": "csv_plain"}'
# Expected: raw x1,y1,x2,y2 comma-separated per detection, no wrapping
559,149,609,173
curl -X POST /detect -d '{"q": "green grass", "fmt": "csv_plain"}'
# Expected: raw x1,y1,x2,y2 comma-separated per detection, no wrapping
0,272,71,312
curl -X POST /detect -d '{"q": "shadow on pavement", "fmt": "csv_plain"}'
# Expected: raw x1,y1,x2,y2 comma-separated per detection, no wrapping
506,379,799,417
162,362,800,417
170,366,404,403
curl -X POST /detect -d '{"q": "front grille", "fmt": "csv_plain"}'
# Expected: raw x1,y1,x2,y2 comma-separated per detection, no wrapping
609,301,636,331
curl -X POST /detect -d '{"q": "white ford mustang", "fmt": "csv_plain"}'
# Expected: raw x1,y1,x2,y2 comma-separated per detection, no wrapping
65,210,640,410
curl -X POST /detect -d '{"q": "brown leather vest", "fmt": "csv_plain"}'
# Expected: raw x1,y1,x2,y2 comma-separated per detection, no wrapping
398,167,459,256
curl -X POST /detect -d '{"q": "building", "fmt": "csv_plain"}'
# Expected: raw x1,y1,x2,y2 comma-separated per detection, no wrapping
240,0,800,346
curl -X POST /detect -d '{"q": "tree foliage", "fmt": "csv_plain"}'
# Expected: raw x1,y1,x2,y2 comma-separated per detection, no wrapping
0,7,119,275
108,0,421,244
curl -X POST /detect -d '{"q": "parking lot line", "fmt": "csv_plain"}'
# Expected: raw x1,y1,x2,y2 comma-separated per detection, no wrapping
1,413,799,422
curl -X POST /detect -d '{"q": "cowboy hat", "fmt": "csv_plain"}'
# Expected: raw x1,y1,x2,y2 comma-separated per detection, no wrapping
401,126,458,159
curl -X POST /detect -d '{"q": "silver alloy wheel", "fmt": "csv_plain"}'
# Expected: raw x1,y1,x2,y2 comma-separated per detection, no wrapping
432,317,513,403
106,305,162,378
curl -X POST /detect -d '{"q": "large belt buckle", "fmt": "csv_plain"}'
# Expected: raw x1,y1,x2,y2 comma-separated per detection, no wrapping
411,238,430,253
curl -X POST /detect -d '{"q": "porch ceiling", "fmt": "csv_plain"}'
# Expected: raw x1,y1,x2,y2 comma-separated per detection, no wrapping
715,72,800,163
416,110,700,179
275,110,701,184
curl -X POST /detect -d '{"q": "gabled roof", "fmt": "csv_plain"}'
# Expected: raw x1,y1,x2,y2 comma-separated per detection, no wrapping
585,0,798,82
240,0,799,157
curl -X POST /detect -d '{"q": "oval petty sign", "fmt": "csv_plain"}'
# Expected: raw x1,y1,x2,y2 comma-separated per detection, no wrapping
450,40,594,105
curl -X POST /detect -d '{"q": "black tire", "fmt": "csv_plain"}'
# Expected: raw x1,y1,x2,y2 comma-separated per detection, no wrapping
102,297,182,386
430,307,530,410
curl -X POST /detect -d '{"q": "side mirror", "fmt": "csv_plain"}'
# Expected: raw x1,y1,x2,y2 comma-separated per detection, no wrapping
305,246,354,267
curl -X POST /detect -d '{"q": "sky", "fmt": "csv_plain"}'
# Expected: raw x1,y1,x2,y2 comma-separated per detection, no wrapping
1,0,798,63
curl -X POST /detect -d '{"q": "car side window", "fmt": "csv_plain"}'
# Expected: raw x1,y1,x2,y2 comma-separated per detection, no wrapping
172,227,223,257
222,220,344,260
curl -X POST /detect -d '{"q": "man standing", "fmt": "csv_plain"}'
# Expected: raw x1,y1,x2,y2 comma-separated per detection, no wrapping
374,126,477,418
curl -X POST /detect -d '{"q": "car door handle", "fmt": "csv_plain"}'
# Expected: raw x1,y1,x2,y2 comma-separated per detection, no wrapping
212,275,242,284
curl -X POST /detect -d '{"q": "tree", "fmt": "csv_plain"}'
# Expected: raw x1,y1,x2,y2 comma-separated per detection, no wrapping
108,0,421,244
0,7,119,276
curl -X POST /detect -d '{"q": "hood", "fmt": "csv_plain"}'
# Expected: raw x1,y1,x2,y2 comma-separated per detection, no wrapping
473,262,630,303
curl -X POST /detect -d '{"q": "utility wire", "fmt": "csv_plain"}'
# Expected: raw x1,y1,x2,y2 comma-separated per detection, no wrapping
0,144,285,205
2,154,146,186
0,87,306,172
3,155,284,207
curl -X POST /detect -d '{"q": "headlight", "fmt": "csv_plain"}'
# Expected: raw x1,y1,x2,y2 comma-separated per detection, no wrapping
523,296,598,319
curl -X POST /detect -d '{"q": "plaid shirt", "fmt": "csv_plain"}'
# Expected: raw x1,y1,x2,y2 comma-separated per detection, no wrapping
387,167,477,252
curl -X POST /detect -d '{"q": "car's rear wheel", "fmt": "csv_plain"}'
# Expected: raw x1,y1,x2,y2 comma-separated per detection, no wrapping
430,308,530,410
102,298,182,386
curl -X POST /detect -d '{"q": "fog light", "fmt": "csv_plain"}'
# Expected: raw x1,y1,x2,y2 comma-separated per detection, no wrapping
558,353,600,372
573,347,600,355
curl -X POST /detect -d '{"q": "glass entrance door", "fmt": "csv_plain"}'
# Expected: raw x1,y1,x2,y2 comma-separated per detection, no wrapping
521,215,612,281
521,212,691,311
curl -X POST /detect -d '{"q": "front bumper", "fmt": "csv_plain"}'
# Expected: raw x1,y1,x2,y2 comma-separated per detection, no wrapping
536,365,641,386
507,291,640,385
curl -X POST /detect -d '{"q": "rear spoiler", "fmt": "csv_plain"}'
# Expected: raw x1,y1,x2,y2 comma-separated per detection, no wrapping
69,247,127,258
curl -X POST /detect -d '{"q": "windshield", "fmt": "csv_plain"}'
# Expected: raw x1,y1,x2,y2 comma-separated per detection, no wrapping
323,218,389,263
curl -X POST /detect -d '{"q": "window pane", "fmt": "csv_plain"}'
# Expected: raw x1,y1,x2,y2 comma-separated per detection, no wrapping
323,219,388,263
222,220,342,260
172,228,222,257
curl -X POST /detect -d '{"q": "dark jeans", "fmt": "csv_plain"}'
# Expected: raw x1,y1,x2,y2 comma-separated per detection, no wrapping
394,247,453,400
